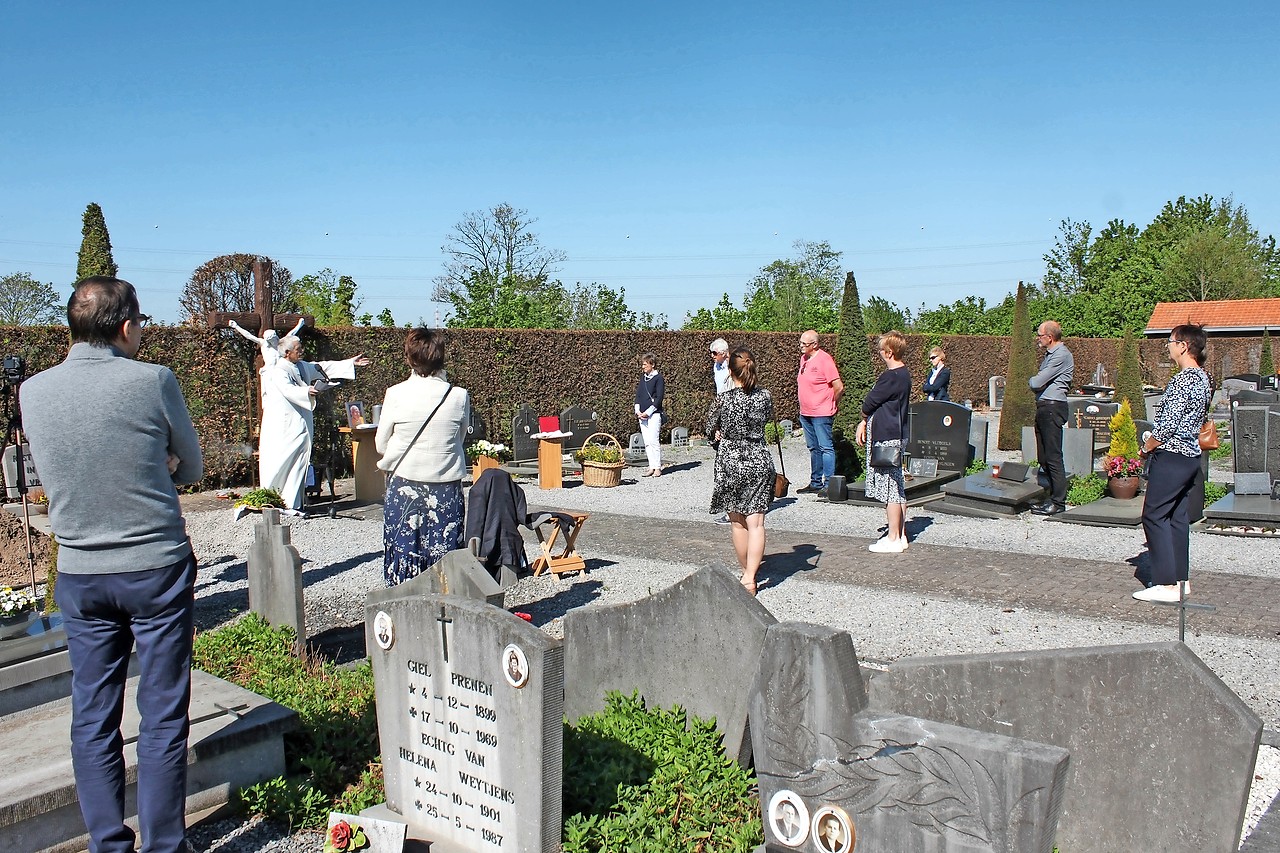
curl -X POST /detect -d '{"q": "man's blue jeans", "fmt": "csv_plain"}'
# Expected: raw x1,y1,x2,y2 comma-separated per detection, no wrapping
57,553,196,853
800,414,835,488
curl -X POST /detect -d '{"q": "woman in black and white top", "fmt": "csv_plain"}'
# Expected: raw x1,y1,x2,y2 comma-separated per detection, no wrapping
1133,323,1213,604
922,346,951,402
634,351,665,477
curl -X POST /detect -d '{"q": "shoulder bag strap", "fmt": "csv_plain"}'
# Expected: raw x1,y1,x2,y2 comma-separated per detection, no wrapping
386,385,453,482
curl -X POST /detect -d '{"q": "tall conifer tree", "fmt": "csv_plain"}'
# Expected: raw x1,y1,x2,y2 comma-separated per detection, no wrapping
998,282,1039,451
1261,328,1274,377
76,203,118,280
833,271,874,476
1113,328,1146,420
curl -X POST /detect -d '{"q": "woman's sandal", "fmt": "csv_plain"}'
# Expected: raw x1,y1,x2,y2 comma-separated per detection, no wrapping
740,578,758,597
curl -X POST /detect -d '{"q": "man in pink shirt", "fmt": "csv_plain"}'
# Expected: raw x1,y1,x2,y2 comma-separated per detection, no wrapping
796,330,844,493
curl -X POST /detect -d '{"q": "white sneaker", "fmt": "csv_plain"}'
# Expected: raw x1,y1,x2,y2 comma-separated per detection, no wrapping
1132,584,1182,603
868,537,907,553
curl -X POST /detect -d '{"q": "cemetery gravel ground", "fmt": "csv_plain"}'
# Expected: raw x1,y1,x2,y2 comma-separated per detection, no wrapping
181,417,1279,850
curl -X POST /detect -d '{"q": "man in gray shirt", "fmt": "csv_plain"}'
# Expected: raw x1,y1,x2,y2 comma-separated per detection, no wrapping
22,277,203,853
1028,320,1075,515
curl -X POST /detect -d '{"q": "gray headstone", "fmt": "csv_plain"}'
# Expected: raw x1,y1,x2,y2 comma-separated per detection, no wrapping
466,410,487,444
1,443,40,501
1021,425,1037,465
248,509,305,648
750,623,1069,853
989,376,1005,410
1063,427,1095,476
1232,404,1271,475
558,404,597,452
867,642,1262,853
1233,389,1280,405
510,405,538,463
906,401,972,471
364,594,563,853
670,426,689,448
1226,373,1263,390
628,432,644,451
370,549,506,609
1067,398,1118,443
779,419,794,434
562,566,775,765
968,417,988,466
1234,472,1274,496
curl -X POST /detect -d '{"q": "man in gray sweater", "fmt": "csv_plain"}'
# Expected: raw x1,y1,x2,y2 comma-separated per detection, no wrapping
1028,320,1075,516
21,277,203,853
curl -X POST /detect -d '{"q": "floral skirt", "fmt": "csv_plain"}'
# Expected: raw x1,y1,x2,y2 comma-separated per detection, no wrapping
864,439,906,505
383,475,464,587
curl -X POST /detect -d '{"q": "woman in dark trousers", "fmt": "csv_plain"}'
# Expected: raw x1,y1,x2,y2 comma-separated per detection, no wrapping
857,331,912,553
1133,323,1212,604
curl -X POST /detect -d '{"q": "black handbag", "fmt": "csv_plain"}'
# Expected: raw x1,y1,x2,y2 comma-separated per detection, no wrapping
870,442,902,470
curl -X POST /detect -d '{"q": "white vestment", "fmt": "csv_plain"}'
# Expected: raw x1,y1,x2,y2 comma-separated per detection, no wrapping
258,357,359,510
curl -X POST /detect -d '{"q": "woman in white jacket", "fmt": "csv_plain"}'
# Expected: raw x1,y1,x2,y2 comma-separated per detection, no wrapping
376,328,471,586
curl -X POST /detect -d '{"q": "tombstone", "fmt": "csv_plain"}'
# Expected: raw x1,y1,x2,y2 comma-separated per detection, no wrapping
868,642,1262,852
557,404,597,452
1092,362,1108,387
988,376,1005,410
670,426,689,448
779,418,794,434
1063,427,1095,476
466,409,487,444
1067,398,1118,444
968,417,988,467
1,443,40,501
1225,372,1263,390
1232,404,1272,475
937,470,1046,517
247,509,305,649
369,549,507,608
1021,425,1037,465
624,432,648,466
750,623,1069,853
1134,419,1155,448
562,566,774,765
906,401,972,471
1234,472,1273,495
1264,374,1279,391
1233,389,1280,405
363,593,563,852
510,405,538,463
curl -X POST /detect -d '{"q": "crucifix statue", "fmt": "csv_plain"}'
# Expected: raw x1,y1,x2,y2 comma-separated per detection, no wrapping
206,260,312,370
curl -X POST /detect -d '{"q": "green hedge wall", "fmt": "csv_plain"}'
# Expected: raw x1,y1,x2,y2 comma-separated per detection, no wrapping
1,326,1269,487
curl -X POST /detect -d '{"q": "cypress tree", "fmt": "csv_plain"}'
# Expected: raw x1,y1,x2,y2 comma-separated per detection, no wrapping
1113,328,1146,420
1261,328,1274,377
76,202,118,280
998,282,1038,451
832,271,874,476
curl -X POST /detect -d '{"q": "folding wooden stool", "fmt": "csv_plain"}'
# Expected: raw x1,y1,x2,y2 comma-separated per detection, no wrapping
530,512,589,576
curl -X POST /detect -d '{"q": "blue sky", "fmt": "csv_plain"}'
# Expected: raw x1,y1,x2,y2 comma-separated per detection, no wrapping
2,0,1276,327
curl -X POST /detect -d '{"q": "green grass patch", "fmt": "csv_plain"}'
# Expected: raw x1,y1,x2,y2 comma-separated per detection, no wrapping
1066,474,1106,506
1209,440,1232,461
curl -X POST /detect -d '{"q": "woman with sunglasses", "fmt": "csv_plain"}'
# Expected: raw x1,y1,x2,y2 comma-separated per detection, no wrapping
1133,324,1212,604
922,346,950,401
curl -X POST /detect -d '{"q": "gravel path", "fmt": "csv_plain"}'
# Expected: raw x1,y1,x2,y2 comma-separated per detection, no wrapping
183,415,1280,850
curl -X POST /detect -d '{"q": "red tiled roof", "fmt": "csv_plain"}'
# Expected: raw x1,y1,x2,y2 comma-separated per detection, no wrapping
1146,298,1280,333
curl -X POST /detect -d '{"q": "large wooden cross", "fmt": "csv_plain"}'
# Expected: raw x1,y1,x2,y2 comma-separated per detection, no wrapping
205,259,311,340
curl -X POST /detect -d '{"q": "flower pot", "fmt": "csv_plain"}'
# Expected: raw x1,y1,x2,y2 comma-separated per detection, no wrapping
471,455,500,481
1108,475,1140,500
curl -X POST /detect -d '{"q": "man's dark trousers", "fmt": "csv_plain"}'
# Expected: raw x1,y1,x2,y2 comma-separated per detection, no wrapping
56,553,196,853
1034,400,1068,508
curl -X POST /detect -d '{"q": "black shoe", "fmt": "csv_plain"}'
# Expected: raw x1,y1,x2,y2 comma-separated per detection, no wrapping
1031,502,1065,516
796,485,823,494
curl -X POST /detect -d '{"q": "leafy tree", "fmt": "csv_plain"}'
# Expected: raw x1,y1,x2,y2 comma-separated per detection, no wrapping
741,240,842,332
0,272,63,325
295,269,361,326
1144,194,1274,302
833,271,873,478
1041,218,1093,296
561,282,667,330
682,293,746,331
915,295,996,336
862,295,912,335
444,271,568,329
998,282,1039,451
434,203,566,310
1113,328,1146,421
1261,328,1274,377
178,254,296,324
76,202,118,280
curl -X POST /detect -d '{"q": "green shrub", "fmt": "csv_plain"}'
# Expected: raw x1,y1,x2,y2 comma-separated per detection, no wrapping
1067,474,1106,506
965,458,988,475
1209,439,1232,461
193,614,379,829
562,691,762,853
763,422,787,445
1204,481,1228,507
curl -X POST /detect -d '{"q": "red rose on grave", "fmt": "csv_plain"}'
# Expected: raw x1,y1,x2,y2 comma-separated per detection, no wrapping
329,820,353,852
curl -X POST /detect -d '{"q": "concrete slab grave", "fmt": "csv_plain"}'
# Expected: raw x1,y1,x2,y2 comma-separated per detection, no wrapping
363,593,563,853
937,471,1045,517
750,623,1069,853
867,642,1263,853
1044,494,1144,527
562,565,775,765
247,508,305,647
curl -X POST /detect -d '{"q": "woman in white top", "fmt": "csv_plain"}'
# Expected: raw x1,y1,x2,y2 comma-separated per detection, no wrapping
376,328,471,586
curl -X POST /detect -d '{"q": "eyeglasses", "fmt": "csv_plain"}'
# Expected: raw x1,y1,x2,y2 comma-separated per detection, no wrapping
1168,338,1184,345
799,340,817,349
130,314,152,330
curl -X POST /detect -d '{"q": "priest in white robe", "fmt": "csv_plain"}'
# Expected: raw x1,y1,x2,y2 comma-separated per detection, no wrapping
258,335,370,512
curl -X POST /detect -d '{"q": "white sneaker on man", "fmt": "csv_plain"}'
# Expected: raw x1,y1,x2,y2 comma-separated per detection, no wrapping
1132,584,1183,603
868,537,907,553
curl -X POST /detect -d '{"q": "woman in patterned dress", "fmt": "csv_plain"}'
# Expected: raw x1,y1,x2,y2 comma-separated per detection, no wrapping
375,328,471,586
857,331,912,553
707,348,776,595
1133,323,1213,603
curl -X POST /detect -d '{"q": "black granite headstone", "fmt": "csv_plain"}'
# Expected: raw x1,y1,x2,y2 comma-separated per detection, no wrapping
558,404,597,452
511,405,539,463
905,401,972,471
1067,398,1118,443
466,410,487,444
